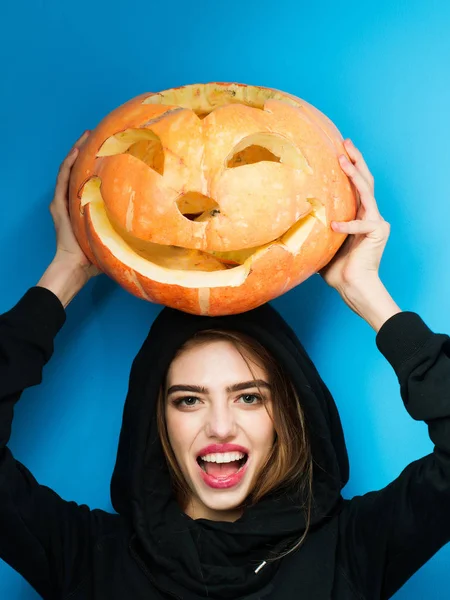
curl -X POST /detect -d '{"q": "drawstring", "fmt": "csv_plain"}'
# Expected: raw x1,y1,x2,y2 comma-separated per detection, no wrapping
254,560,267,574
254,535,296,574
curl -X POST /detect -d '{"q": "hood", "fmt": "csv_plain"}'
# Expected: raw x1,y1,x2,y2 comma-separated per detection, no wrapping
110,302,349,600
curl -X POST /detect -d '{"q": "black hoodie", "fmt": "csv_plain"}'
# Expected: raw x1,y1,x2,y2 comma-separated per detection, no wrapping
1,286,450,600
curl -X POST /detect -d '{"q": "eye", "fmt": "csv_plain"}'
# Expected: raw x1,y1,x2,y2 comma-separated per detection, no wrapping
237,394,263,405
225,132,308,170
97,129,165,175
173,396,200,407
227,144,281,168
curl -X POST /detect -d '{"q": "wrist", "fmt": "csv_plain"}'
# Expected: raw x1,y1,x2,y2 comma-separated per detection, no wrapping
337,278,402,332
37,258,90,308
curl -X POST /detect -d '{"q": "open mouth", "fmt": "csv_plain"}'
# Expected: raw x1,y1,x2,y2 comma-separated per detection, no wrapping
197,453,249,479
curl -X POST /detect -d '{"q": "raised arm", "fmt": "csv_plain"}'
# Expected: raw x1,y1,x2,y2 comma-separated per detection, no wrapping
321,140,450,597
0,133,111,599
339,302,450,598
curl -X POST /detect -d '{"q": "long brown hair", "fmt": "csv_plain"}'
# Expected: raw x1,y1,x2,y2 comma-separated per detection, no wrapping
156,329,314,558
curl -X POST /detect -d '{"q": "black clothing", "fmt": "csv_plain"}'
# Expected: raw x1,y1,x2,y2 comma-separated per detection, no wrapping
0,287,449,599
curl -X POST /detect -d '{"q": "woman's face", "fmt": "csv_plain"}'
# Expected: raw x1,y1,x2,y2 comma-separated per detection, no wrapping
165,340,275,522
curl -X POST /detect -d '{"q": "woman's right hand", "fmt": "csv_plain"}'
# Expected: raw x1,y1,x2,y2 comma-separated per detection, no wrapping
37,132,102,307
50,130,100,279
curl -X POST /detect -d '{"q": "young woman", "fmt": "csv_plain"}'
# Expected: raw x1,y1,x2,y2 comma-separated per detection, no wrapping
1,132,449,600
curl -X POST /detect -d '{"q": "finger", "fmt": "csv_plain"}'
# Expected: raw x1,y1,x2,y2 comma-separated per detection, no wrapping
339,154,380,220
50,147,83,218
332,218,390,237
343,139,374,191
51,132,91,220
69,130,90,154
55,130,90,190
54,147,79,205
354,188,362,213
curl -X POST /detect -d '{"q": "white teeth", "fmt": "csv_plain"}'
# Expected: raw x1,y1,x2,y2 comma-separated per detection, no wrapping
200,451,245,463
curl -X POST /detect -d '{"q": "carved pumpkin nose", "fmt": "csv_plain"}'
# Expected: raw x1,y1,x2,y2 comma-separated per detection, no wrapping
176,193,221,223
69,82,357,316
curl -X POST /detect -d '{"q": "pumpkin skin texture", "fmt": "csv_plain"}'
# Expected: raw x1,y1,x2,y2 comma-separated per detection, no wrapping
69,82,357,315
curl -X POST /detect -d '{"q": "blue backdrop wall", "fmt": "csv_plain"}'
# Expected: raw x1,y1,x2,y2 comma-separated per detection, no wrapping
1,0,449,597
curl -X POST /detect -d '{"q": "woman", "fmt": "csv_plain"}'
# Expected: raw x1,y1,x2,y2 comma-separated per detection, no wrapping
1,132,449,600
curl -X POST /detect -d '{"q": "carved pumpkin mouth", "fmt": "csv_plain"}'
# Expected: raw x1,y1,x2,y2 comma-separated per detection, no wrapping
81,175,326,286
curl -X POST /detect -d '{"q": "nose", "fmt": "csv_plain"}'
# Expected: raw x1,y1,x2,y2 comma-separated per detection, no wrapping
204,402,237,440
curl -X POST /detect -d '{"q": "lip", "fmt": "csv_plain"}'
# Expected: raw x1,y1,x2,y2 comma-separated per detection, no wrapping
196,443,249,458
197,456,250,489
195,444,250,490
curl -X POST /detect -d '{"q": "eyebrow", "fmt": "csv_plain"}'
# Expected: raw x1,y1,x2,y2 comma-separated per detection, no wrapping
167,379,272,395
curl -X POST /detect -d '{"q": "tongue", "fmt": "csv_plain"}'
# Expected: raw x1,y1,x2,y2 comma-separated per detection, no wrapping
204,460,241,479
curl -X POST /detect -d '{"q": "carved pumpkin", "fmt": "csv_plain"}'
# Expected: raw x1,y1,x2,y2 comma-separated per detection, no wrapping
69,82,357,315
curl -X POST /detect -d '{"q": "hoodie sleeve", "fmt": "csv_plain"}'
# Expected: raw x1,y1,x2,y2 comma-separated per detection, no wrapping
0,287,111,600
339,311,450,599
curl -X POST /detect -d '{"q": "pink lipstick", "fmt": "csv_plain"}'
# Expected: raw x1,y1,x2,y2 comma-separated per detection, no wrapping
197,443,249,458
196,444,250,489
197,457,249,489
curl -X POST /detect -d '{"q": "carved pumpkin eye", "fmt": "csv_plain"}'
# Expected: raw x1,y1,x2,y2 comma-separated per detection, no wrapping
227,145,281,168
97,129,165,175
226,132,308,170
125,139,164,175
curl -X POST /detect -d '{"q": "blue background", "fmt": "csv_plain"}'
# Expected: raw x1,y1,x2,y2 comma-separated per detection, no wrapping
1,0,450,597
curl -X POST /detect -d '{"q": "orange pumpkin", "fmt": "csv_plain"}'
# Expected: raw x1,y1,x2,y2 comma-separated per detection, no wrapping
69,82,357,315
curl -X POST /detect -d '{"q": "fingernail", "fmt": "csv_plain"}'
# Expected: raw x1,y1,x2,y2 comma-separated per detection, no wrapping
339,155,347,163
71,147,78,155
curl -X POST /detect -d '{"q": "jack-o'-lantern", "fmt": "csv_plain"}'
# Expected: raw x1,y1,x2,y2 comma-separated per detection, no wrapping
69,82,357,315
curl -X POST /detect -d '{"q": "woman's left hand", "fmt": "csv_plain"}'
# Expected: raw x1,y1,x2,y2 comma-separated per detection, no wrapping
320,139,390,294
